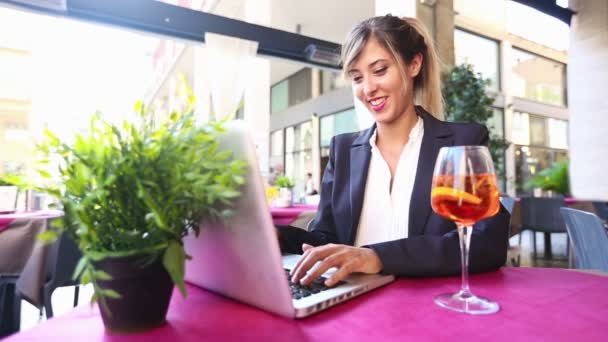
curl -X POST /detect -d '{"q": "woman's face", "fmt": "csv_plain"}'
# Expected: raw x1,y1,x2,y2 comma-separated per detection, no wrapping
347,37,421,125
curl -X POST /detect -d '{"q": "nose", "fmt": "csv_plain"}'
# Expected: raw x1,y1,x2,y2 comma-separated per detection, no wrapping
362,77,377,97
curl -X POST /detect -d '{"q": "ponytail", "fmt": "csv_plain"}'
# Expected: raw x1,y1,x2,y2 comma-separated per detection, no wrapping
403,17,444,120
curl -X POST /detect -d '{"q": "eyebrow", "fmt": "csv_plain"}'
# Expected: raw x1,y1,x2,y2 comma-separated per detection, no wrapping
347,59,389,74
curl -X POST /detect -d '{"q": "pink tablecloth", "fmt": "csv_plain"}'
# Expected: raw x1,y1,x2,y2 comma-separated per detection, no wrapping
271,204,317,226
0,210,64,233
1,210,64,307
5,267,608,341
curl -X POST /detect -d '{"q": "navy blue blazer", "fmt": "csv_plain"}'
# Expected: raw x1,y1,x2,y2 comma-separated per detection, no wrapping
279,107,510,277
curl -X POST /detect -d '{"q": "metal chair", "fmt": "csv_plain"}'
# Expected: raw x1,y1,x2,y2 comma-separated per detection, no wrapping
0,276,21,337
41,232,81,318
519,197,569,260
592,201,608,221
500,196,520,266
560,208,608,272
500,196,516,214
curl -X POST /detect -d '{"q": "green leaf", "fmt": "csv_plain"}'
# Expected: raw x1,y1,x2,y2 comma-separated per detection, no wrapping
38,230,59,243
86,251,107,261
72,257,89,280
43,129,60,147
36,169,52,179
81,269,92,284
101,289,122,299
134,100,144,115
163,241,187,298
94,270,113,281
525,160,569,196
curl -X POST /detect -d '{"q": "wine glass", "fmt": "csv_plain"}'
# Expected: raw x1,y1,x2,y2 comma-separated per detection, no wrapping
430,146,501,315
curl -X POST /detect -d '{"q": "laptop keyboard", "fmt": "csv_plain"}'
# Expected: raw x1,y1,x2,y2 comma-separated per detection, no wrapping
284,269,345,300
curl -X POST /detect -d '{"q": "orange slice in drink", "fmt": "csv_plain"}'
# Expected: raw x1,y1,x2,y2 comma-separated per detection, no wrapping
431,187,482,205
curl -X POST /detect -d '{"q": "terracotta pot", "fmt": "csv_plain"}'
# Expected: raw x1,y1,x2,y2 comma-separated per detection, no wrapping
94,254,173,333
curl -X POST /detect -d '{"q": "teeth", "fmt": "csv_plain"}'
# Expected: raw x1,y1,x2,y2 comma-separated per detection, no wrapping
370,98,385,106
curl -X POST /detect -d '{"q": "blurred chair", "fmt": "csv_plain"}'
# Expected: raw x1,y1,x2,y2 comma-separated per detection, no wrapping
500,196,519,266
519,197,569,260
41,232,82,318
500,196,516,214
291,210,317,231
0,276,20,337
592,201,608,221
560,208,608,272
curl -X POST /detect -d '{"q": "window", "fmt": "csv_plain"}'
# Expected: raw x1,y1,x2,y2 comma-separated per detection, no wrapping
271,68,313,113
487,108,504,139
284,121,313,201
321,70,348,94
512,111,531,146
512,111,569,195
529,115,547,146
271,80,288,113
510,49,566,106
454,29,500,91
320,108,360,148
548,118,568,149
512,111,568,148
319,107,363,178
515,145,568,195
0,49,32,100
269,129,284,175
487,108,506,191
288,68,312,107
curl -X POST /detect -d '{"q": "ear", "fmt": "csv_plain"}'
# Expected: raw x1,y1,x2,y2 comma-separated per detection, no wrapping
407,53,423,78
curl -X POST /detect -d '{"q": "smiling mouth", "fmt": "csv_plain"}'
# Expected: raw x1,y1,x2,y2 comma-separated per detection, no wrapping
368,97,387,111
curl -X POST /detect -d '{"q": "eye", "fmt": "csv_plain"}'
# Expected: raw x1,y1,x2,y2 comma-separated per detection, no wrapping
374,67,387,75
351,75,363,83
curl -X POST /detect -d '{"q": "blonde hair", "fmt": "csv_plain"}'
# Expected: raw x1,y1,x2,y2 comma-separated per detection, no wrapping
341,15,444,120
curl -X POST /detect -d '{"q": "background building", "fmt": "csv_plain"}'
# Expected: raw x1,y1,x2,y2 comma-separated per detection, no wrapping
0,0,572,200
0,46,33,176
243,0,568,198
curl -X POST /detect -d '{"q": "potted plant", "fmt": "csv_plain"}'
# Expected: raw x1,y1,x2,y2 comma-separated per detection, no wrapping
0,175,19,213
275,175,295,208
525,160,570,197
32,99,247,333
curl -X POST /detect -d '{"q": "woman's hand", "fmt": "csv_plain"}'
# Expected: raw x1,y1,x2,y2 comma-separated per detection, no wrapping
291,243,383,287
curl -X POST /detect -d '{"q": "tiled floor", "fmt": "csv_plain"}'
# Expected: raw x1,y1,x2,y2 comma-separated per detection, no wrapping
16,230,571,333
511,230,570,268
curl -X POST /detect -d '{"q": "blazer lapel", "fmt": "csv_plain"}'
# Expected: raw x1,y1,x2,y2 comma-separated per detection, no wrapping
408,107,454,237
348,125,374,245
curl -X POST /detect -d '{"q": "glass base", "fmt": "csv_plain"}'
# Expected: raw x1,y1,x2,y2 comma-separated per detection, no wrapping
434,290,499,315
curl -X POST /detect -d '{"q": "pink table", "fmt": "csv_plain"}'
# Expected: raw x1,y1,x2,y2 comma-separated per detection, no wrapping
0,210,63,233
271,204,317,226
5,267,607,341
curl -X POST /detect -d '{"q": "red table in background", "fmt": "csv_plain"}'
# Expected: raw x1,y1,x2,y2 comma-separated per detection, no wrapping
4,267,607,341
270,204,317,226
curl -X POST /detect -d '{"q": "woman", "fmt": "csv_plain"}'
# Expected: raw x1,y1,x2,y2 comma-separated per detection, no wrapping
280,15,510,287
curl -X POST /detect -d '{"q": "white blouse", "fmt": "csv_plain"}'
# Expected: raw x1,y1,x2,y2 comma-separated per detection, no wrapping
354,116,424,247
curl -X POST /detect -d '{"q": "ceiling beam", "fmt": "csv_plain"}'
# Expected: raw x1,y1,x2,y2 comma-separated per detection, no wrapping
511,0,574,25
0,0,343,69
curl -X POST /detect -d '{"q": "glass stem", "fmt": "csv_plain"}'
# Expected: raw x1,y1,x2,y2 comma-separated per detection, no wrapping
457,224,473,297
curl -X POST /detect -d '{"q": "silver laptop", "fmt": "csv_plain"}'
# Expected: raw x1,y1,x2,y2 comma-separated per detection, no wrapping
183,120,394,318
